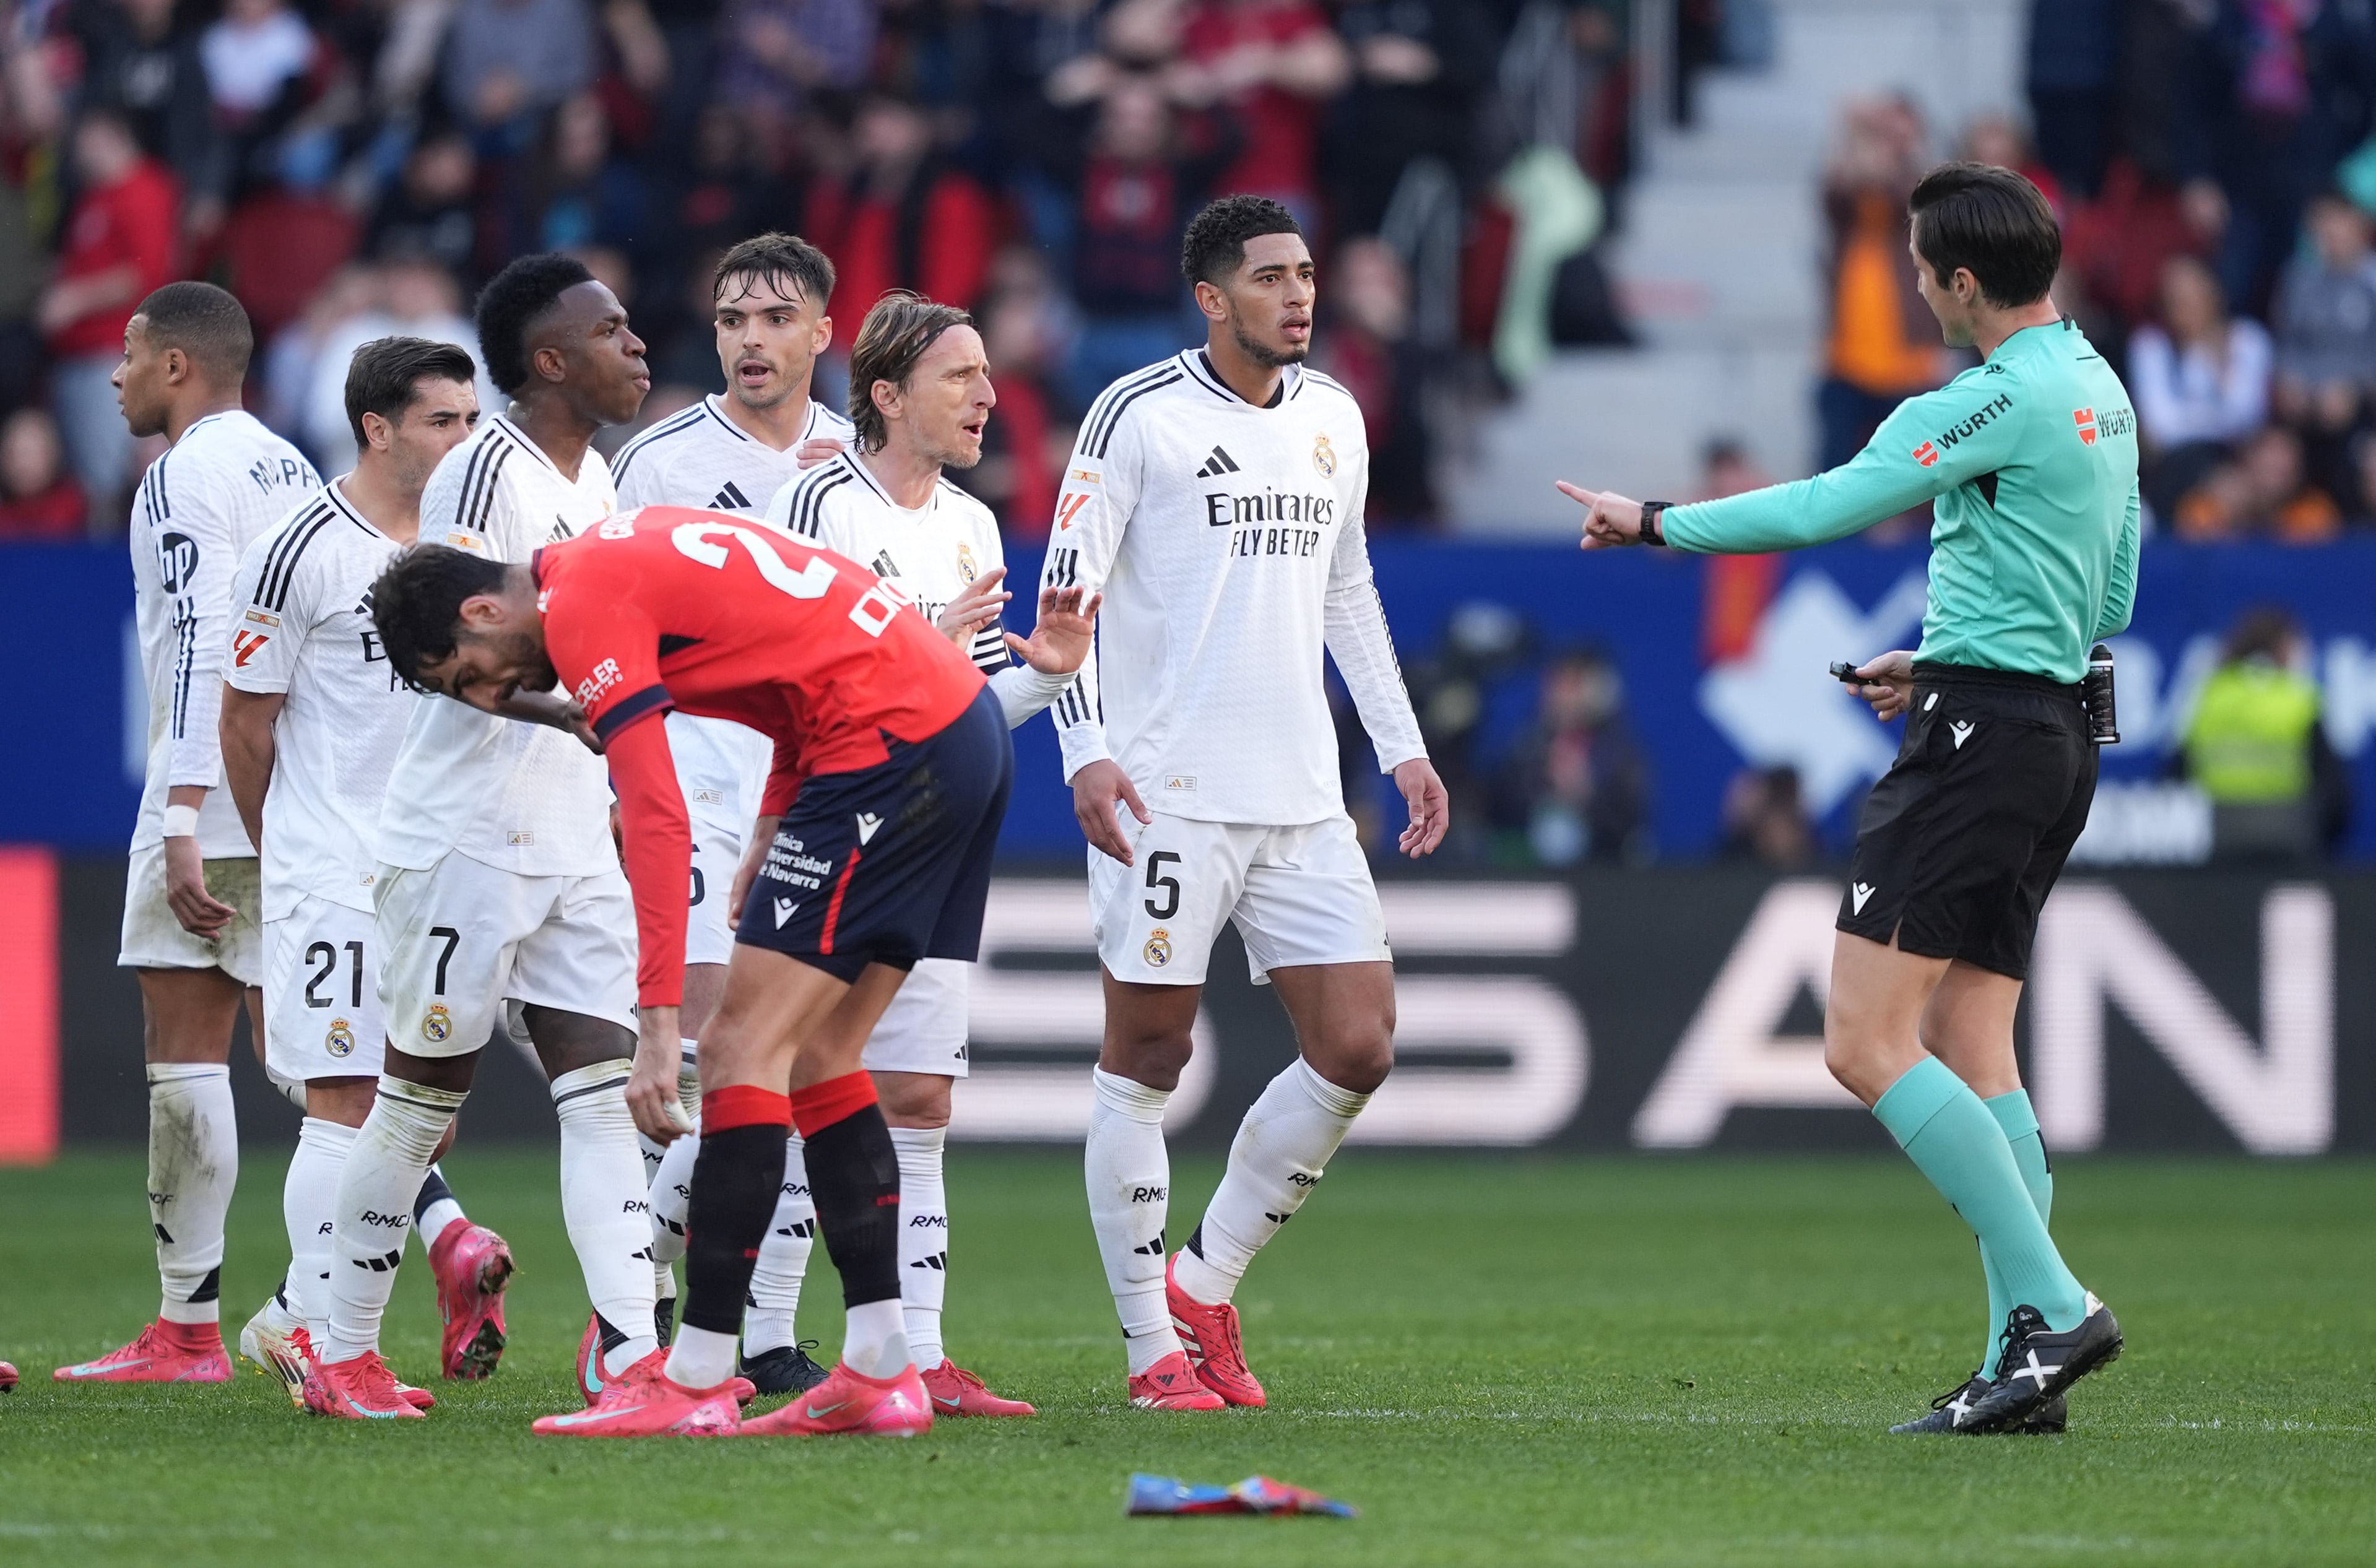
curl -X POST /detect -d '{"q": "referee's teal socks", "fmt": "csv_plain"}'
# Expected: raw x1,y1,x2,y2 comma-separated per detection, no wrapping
1873,1059,2086,1333
1977,1089,2055,1370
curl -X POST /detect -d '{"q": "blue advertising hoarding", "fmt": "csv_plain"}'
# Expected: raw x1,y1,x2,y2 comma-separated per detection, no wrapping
5,536,2372,857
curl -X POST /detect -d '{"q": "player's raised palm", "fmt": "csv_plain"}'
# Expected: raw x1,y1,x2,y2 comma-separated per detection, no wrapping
1005,586,1102,675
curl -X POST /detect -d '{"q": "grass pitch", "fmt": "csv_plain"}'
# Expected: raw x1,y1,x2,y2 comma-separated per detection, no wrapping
0,1150,2369,1566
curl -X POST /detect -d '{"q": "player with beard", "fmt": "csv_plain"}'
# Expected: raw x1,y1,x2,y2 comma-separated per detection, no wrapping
221,339,514,1404
363,503,1096,1436
1045,197,1448,1411
58,284,321,1385
306,254,661,1421
609,233,852,1393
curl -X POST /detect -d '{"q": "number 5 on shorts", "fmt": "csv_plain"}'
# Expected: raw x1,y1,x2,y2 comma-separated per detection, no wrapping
1143,851,1181,920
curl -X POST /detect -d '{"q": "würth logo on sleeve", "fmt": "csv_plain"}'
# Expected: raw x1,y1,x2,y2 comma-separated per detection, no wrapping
1913,392,2015,469
2074,407,2097,445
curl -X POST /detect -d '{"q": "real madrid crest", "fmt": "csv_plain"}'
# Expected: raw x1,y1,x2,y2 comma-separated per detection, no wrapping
1143,927,1173,968
326,1018,356,1058
422,1003,453,1044
1312,433,1336,477
956,541,979,581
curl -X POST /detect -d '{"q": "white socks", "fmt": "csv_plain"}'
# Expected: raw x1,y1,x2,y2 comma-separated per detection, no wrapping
648,1120,697,1304
415,1171,465,1253
1172,1057,1369,1307
678,1036,703,1120
284,1116,357,1338
326,1076,461,1361
891,1125,948,1368
1085,1067,1178,1374
667,1324,737,1390
743,1134,816,1356
551,1060,658,1374
146,1063,238,1326
844,1297,910,1379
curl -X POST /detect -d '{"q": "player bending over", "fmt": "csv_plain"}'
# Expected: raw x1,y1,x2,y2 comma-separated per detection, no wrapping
58,284,321,1385
1047,196,1449,1411
610,232,852,1390
722,288,1083,1415
1560,163,2135,1435
371,511,1095,1437
305,254,657,1421
220,338,514,1404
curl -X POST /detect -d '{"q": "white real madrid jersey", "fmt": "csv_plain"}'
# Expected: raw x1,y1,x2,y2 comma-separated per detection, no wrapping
376,415,621,877
128,410,323,856
766,451,1072,727
225,478,417,920
1038,350,1426,826
610,394,853,518
612,395,857,833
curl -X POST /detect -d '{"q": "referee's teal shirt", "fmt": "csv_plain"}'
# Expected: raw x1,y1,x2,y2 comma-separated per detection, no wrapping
1663,318,2141,685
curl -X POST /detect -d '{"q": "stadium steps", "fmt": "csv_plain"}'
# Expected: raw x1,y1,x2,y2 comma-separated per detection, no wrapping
1447,0,2023,532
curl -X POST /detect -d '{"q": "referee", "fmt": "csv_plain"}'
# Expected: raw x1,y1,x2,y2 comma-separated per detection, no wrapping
1561,163,2136,1436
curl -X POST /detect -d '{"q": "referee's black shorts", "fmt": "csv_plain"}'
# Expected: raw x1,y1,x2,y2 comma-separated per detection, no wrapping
1837,662,2098,980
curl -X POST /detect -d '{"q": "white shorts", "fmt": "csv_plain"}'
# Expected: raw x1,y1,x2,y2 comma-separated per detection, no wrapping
264,898,384,1081
377,853,639,1059
864,957,971,1078
1087,812,1390,986
117,846,263,985
685,807,745,969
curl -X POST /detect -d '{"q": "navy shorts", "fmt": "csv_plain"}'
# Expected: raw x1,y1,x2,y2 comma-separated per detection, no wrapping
739,686,1012,982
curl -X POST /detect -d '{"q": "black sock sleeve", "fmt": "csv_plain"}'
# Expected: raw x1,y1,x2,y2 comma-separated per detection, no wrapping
681,1124,789,1338
802,1104,903,1309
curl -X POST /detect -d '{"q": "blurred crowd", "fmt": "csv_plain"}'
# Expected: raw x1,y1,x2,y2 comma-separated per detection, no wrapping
1816,0,2376,544
0,0,1649,540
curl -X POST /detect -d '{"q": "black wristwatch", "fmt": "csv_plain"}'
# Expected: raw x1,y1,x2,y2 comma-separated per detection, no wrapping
1639,501,1670,547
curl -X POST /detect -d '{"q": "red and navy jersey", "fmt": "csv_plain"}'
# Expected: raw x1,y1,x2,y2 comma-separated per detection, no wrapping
533,506,986,1003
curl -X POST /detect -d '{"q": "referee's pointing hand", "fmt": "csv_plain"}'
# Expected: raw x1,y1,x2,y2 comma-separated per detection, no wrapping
1556,482,1646,548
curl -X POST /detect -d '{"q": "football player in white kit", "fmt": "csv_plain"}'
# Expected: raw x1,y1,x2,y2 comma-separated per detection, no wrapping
732,290,1078,1417
220,339,516,1405
58,284,323,1385
1046,197,1449,1411
609,233,852,1392
307,255,659,1420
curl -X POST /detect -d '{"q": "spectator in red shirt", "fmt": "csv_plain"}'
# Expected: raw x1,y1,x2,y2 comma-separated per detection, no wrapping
38,110,181,524
0,408,87,540
1172,0,1349,227
804,95,995,316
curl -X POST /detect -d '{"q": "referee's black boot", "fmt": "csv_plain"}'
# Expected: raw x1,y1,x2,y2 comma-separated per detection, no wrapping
740,1339,831,1397
1961,1296,2120,1433
1891,1372,2068,1434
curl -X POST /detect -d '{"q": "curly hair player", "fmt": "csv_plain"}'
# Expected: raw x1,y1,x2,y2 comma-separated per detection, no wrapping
1046,195,1449,1412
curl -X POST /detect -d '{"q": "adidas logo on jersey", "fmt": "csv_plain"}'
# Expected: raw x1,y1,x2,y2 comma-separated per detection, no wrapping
711,480,752,511
1194,446,1241,479
871,550,899,578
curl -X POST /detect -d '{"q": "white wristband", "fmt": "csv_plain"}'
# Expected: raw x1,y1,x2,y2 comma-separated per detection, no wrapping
160,803,201,839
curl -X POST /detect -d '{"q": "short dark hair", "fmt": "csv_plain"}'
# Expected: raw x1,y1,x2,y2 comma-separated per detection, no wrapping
134,282,253,383
1909,162,2061,309
714,232,836,310
1181,196,1304,288
369,544,509,692
345,336,478,444
846,291,972,453
474,252,595,394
